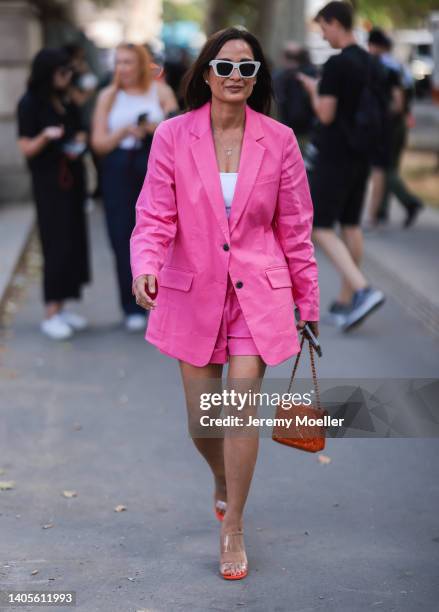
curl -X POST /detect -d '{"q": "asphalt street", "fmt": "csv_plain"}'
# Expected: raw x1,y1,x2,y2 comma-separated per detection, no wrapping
0,203,438,612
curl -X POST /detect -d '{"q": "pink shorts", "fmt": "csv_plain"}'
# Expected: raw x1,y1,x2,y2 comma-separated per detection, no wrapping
209,273,260,364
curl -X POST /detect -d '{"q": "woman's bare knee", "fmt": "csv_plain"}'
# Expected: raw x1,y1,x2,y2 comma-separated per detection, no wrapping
179,360,223,434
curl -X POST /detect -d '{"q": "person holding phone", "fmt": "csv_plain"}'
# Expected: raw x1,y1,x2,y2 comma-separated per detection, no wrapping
17,48,91,340
91,43,178,331
131,27,319,580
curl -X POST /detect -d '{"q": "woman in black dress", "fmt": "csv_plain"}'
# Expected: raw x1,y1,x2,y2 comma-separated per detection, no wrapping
17,48,91,340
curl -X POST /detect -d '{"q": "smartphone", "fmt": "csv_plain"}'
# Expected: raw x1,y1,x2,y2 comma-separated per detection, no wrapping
62,140,87,156
302,322,322,357
294,307,322,357
137,112,149,126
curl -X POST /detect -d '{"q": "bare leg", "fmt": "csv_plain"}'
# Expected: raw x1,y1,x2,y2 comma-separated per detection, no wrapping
178,360,227,507
338,225,364,303
366,167,386,224
45,301,64,319
179,354,267,577
312,228,368,298
220,354,266,577
222,355,266,530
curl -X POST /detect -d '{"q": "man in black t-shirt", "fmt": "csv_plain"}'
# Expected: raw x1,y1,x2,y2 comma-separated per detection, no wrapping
367,28,424,228
307,45,380,161
298,1,385,332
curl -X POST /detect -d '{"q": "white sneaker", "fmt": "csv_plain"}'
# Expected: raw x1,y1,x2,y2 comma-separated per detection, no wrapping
125,314,146,332
59,310,88,331
40,314,74,340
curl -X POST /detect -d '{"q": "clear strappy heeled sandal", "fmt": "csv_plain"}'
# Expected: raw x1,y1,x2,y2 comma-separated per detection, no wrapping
220,529,248,580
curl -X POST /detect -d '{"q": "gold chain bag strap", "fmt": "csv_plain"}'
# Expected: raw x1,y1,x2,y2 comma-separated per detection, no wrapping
272,333,329,452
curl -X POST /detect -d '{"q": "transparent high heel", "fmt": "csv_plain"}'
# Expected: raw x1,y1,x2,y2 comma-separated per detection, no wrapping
220,530,248,580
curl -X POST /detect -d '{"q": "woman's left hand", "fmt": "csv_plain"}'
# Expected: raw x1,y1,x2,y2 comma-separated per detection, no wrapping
296,320,319,337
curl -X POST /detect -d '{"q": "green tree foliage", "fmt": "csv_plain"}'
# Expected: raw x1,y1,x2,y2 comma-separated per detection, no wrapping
355,0,437,27
206,0,437,30
205,0,270,36
163,0,205,24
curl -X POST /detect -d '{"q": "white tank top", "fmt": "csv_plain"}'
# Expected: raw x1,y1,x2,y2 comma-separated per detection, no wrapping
220,172,238,218
107,83,165,149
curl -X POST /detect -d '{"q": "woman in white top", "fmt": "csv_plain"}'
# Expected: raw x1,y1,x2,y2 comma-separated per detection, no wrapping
91,43,178,331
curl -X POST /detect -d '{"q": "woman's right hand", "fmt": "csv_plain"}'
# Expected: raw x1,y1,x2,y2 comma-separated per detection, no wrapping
133,274,157,310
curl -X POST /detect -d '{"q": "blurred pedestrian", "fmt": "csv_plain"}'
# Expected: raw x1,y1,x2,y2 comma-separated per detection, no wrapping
63,43,101,205
299,1,386,331
365,28,403,231
17,48,91,340
273,42,317,151
131,26,319,580
91,43,178,332
163,45,193,109
62,43,99,109
367,28,424,229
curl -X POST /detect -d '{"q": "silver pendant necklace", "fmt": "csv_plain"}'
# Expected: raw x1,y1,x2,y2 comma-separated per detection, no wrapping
211,121,241,158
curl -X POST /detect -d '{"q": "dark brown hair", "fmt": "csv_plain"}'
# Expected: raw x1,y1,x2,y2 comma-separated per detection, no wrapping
27,48,71,100
182,27,273,115
315,1,354,31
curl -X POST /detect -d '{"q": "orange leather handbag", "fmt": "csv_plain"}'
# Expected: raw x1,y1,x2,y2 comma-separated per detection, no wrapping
272,333,328,452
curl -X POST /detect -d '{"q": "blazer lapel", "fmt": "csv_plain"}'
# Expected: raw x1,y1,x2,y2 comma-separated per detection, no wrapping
190,101,266,240
190,105,230,242
228,104,266,235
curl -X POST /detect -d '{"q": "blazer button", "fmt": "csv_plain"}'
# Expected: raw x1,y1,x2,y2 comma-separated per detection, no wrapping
223,243,230,251
235,280,243,288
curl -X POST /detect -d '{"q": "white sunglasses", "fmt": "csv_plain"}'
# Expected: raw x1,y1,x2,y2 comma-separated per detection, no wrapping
208,59,261,79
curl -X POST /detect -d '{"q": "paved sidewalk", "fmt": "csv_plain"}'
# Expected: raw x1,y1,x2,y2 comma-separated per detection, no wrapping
0,203,34,309
409,101,439,152
362,199,439,336
0,204,438,612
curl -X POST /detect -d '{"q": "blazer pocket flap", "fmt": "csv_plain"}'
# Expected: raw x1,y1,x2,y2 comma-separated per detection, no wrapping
265,267,292,289
159,267,194,291
255,174,279,185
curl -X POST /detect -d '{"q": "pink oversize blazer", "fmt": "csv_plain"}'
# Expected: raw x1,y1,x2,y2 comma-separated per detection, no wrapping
130,100,319,367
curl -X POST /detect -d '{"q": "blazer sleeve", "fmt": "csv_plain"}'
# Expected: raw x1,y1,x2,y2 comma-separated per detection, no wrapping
273,128,320,321
130,120,177,287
